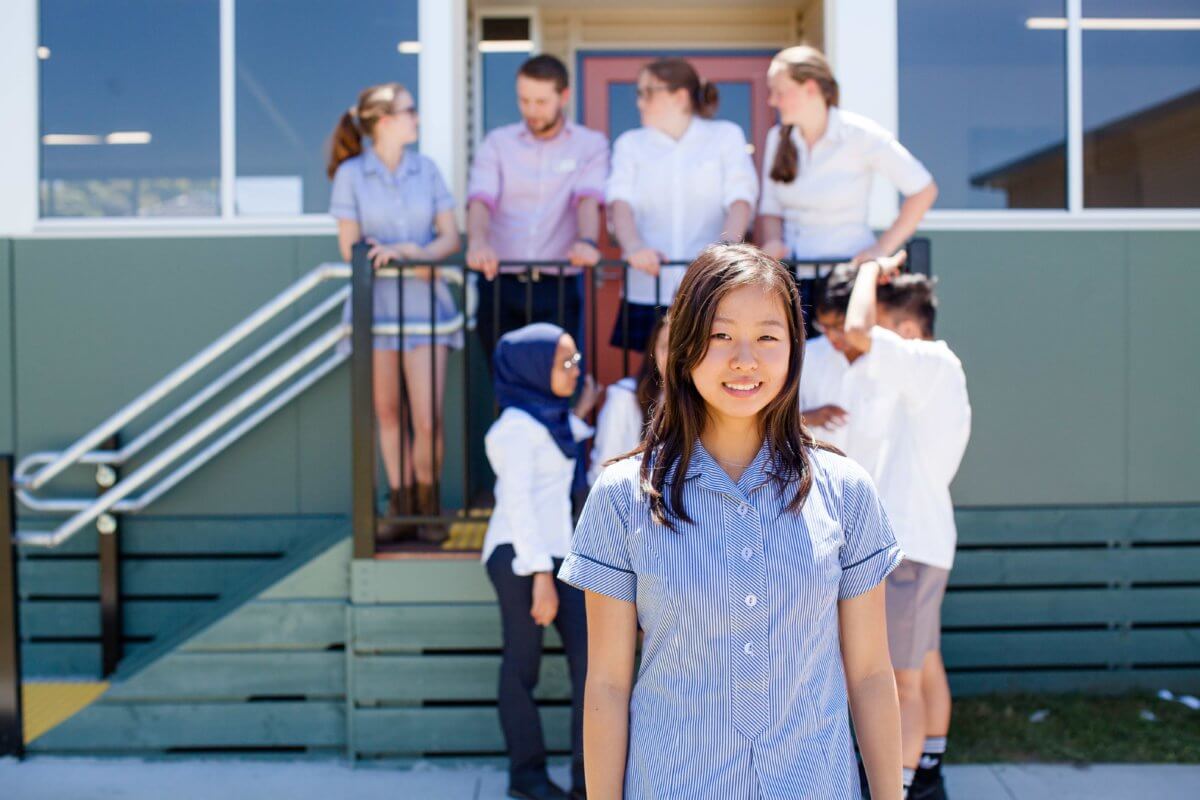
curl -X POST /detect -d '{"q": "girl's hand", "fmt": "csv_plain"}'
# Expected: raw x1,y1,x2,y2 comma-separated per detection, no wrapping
626,247,663,277
367,242,402,270
530,573,559,626
804,404,849,430
872,250,907,283
851,242,895,267
761,239,790,261
574,374,600,419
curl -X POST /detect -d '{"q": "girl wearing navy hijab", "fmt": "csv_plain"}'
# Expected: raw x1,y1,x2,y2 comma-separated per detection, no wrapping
482,322,598,800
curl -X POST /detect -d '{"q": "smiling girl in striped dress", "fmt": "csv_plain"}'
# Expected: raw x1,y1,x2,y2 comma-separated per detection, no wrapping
560,243,906,799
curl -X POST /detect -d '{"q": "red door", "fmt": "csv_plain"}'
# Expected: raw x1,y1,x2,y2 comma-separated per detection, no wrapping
578,52,775,388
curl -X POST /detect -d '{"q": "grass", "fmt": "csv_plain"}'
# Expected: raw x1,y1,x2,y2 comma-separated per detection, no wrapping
949,692,1200,763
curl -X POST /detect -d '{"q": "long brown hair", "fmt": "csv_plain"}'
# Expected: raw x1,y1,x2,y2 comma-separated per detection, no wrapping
634,313,670,424
768,46,839,184
327,82,411,179
635,243,830,530
642,58,719,119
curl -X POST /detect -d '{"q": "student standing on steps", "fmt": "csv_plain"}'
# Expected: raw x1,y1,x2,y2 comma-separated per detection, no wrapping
561,243,905,799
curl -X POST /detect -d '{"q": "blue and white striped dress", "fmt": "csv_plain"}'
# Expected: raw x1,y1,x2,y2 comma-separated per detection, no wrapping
559,442,903,799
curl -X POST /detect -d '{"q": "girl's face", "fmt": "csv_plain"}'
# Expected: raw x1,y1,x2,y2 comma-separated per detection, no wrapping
550,333,582,398
766,65,819,125
690,284,791,428
375,91,419,147
637,71,689,130
653,319,671,378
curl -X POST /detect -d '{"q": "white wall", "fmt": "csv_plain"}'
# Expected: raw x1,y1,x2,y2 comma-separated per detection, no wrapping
0,0,39,235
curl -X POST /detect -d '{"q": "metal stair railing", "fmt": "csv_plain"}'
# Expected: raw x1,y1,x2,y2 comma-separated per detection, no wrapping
11,260,468,549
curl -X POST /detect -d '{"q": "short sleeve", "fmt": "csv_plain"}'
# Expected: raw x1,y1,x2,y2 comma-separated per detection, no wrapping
718,123,758,210
572,132,610,206
428,158,456,213
466,132,501,212
329,161,358,221
605,132,638,207
865,128,933,197
758,127,784,217
558,465,637,603
838,461,904,600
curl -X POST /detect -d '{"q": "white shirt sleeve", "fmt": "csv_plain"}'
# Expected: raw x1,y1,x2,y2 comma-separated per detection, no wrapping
606,132,638,207
758,126,784,218
719,122,759,210
589,385,643,485
491,418,556,576
569,413,595,443
863,127,933,197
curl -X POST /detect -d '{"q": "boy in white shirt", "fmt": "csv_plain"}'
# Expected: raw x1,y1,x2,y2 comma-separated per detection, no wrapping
834,256,970,800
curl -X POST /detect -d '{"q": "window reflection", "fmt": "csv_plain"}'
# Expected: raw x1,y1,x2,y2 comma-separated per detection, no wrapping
1081,0,1200,207
39,0,221,218
899,0,1067,209
236,0,419,216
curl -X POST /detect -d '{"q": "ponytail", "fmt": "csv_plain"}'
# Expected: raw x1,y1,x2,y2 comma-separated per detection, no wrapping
695,79,719,119
769,125,799,184
327,108,364,179
767,46,840,185
326,82,411,179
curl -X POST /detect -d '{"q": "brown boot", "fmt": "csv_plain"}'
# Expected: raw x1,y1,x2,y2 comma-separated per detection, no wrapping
415,483,447,545
375,487,413,544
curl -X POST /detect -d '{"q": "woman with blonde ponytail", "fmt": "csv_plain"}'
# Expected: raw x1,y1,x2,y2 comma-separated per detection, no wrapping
759,46,937,327
328,82,462,545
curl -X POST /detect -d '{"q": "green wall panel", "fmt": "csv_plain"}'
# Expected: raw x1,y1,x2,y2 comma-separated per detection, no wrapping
1126,232,1200,502
929,231,1129,505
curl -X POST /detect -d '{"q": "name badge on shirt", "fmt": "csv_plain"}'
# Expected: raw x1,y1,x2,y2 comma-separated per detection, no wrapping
555,158,577,173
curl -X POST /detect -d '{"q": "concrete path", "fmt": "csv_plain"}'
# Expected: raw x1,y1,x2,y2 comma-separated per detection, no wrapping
2,757,1198,799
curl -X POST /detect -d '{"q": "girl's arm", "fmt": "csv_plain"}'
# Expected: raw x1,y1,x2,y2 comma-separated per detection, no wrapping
839,583,904,800
336,218,361,263
758,215,788,261
583,590,638,799
853,181,938,264
721,200,753,245
421,209,462,260
610,200,661,276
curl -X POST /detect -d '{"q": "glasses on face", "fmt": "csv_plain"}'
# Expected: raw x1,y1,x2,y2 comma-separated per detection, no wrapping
636,85,668,100
390,106,418,117
561,351,583,372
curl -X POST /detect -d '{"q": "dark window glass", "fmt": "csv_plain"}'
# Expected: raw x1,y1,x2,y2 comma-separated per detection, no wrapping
1082,0,1200,207
236,0,419,215
899,0,1067,209
39,0,220,217
479,18,532,135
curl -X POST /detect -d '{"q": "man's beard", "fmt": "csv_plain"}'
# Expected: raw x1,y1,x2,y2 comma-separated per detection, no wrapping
527,110,563,135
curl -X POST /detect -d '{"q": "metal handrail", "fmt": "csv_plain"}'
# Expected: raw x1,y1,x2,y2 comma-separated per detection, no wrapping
13,259,471,548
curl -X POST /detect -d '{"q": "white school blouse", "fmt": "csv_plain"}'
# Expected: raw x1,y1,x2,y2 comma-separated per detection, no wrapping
588,377,644,486
759,109,932,269
607,116,759,306
481,407,594,576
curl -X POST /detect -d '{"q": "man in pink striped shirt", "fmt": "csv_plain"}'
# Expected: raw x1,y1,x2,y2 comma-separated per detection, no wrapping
466,54,610,361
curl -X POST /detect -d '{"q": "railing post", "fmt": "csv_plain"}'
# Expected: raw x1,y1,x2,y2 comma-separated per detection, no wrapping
350,243,377,559
906,237,932,276
0,454,24,757
97,435,122,677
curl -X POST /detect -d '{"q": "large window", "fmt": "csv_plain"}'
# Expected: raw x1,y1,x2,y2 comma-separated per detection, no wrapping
1081,0,1200,208
898,0,1067,210
236,1,419,215
37,0,420,219
900,0,1200,211
39,0,221,218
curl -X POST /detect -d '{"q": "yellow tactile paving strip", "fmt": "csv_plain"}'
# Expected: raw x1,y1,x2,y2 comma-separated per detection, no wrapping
22,681,109,744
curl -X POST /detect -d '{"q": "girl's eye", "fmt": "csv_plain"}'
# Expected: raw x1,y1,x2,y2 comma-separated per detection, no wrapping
710,332,731,341
759,335,779,342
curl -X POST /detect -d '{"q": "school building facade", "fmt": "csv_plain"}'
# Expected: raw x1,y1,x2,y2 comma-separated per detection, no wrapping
0,0,1197,758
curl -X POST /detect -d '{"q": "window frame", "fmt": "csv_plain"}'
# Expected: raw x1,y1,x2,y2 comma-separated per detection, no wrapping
896,0,1200,226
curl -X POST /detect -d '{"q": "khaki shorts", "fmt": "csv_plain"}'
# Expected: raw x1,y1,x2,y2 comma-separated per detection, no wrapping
885,559,950,671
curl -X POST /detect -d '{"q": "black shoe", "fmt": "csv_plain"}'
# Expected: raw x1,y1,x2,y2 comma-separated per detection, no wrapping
508,778,570,800
910,773,946,800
